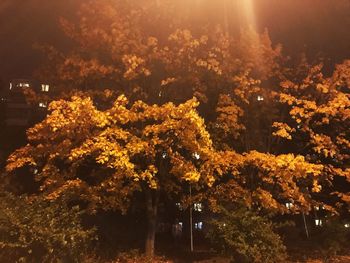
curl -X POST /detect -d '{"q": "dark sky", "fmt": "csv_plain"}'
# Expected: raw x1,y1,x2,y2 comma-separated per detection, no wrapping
0,0,349,82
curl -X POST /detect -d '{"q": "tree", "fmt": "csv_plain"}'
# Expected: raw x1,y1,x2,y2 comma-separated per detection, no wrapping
35,0,283,107
6,95,227,256
6,93,328,256
9,0,349,258
273,60,350,212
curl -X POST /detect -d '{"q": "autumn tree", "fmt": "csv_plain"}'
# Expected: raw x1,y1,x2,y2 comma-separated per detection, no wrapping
35,0,283,107
6,93,330,257
34,0,286,161
273,60,350,212
6,95,229,256
33,0,288,158
11,0,348,258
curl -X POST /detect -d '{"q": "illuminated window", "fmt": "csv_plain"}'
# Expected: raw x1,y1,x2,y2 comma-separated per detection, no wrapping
193,152,200,160
315,219,322,226
285,202,293,209
194,222,203,230
39,102,47,108
19,83,30,88
194,203,202,212
175,202,182,210
41,84,50,92
257,95,264,101
162,152,167,159
315,205,323,211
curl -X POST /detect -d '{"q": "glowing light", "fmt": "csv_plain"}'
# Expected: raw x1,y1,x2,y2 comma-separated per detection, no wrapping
194,222,203,230
285,202,293,209
175,202,182,210
194,203,203,212
41,84,50,92
315,219,322,226
19,83,30,88
39,102,47,108
257,95,264,101
239,0,257,28
193,152,200,160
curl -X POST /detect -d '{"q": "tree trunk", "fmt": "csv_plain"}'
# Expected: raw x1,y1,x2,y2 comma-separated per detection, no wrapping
145,189,158,257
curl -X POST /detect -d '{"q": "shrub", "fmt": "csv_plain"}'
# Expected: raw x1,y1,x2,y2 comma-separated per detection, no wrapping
0,191,96,262
312,218,350,259
206,207,287,263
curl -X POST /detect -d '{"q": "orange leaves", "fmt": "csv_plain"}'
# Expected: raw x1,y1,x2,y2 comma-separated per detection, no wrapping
242,151,323,178
215,94,245,139
278,60,350,167
184,171,201,183
122,54,151,80
138,165,158,189
160,77,176,86
168,29,195,45
195,58,222,75
46,179,84,200
254,188,279,210
310,133,338,158
6,94,220,211
275,60,350,212
272,122,295,140
226,151,324,211
6,146,36,172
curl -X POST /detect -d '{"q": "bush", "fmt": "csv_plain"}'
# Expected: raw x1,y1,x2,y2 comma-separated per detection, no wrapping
0,191,96,262
206,207,287,263
312,219,350,259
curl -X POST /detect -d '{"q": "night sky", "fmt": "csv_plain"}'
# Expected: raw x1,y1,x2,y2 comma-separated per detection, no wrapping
0,0,349,82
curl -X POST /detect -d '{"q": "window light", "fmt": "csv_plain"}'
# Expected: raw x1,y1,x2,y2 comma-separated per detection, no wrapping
175,202,182,210
194,222,203,230
285,202,293,209
41,84,50,92
39,102,47,108
194,203,202,212
193,152,200,160
257,95,264,101
315,219,322,226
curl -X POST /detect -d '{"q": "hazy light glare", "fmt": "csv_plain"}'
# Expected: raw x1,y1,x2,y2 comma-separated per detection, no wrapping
240,0,257,28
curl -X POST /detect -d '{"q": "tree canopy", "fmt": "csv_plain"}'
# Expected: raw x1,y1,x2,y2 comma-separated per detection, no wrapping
4,0,350,258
